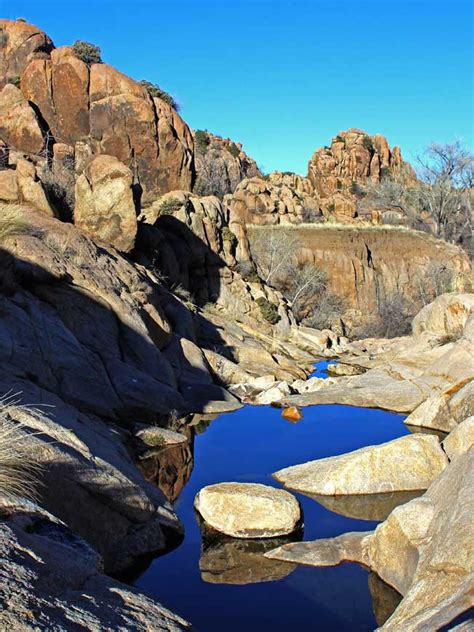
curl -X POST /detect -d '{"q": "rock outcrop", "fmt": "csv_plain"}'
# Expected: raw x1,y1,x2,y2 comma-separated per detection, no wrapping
274,434,448,495
194,129,261,197
74,154,137,251
194,482,301,538
245,225,471,333
0,499,191,630
267,448,474,631
308,128,416,220
228,172,321,226
0,19,195,208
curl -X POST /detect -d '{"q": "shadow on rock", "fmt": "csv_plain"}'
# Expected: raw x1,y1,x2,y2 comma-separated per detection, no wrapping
368,572,403,627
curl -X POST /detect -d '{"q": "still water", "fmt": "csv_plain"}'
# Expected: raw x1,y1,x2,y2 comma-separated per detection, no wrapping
135,362,411,631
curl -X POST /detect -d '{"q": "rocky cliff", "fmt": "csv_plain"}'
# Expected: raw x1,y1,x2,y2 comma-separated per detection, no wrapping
194,129,261,197
0,19,195,210
247,224,472,333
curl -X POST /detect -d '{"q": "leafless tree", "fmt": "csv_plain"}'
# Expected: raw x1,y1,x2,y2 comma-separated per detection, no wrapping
249,227,344,328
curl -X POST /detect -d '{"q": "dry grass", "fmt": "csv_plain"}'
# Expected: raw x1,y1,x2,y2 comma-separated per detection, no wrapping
0,396,43,501
247,222,441,241
0,203,31,243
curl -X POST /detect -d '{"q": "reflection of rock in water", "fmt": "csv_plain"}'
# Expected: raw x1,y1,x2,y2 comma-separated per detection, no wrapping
404,424,448,442
368,572,402,626
138,428,194,502
199,530,301,585
309,490,423,522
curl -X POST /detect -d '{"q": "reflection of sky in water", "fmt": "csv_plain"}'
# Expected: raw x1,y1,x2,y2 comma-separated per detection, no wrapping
135,361,409,632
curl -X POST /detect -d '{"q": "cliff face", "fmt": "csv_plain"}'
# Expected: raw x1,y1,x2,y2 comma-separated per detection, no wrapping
194,129,261,197
0,19,195,205
248,225,472,331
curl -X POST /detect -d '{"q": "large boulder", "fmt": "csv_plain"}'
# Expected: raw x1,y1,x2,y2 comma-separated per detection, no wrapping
0,19,53,87
0,84,44,154
412,293,474,337
21,46,195,203
74,154,137,252
442,416,474,459
273,434,448,495
194,482,301,538
268,449,474,630
0,499,190,630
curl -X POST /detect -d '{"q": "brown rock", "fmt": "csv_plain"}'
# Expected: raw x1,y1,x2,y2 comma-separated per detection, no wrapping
281,406,303,422
74,154,137,251
16,158,54,215
0,84,44,154
0,19,53,87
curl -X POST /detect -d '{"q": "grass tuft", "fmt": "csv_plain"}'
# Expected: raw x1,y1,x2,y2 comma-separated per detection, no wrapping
0,396,43,501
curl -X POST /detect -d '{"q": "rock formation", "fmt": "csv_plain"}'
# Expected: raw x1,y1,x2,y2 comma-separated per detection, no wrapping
274,434,448,495
308,128,416,220
0,19,195,209
194,129,261,197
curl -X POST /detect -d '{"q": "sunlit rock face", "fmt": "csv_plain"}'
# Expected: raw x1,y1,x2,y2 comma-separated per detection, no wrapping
273,434,448,496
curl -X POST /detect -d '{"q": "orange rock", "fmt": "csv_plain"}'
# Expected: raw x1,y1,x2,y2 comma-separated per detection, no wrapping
282,406,303,423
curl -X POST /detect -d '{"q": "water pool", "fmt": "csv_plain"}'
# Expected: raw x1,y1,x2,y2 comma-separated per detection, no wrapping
134,362,413,631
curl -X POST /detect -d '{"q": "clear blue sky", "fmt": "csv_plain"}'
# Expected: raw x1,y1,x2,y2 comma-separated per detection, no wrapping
2,0,473,174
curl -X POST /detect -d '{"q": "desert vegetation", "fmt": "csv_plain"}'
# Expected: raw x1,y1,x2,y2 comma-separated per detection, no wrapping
248,227,344,329
357,141,474,256
0,398,41,501
72,40,102,65
139,80,180,111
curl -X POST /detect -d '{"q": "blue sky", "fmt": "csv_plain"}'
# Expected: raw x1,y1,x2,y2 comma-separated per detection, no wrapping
3,0,473,174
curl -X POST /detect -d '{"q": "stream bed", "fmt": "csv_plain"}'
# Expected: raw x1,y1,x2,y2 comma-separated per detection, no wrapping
134,362,415,631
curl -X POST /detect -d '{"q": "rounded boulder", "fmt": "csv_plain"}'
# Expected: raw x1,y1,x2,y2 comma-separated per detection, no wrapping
194,482,301,539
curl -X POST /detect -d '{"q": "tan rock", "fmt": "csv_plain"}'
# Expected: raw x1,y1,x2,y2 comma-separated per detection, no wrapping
442,416,474,459
326,362,365,376
0,169,18,202
194,482,301,538
267,448,474,631
273,434,448,495
0,84,44,154
74,154,137,251
255,380,291,405
412,293,474,337
16,158,54,215
0,19,53,86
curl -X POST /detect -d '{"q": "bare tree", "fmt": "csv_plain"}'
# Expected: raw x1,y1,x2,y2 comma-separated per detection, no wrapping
249,227,344,328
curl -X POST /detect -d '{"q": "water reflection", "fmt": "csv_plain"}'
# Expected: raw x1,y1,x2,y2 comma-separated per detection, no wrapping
138,427,194,502
308,490,423,522
368,572,402,626
199,528,300,585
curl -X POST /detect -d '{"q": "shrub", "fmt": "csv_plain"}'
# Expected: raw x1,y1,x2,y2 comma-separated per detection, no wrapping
380,166,391,179
355,155,362,164
227,142,240,159
222,226,237,246
362,135,374,152
73,40,102,65
327,202,336,213
336,179,343,190
139,80,179,111
0,204,30,243
40,159,76,220
158,197,183,216
0,30,8,47
195,130,210,153
171,283,196,312
7,75,21,88
16,17,27,22
301,206,320,222
256,296,280,324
